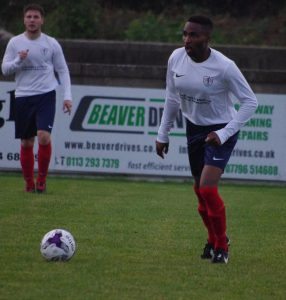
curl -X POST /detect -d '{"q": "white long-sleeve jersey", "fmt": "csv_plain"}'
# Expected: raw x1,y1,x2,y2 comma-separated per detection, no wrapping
157,47,258,145
1,33,72,101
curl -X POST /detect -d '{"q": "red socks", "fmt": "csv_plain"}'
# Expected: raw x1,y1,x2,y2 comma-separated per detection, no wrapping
20,142,51,189
20,145,34,188
37,143,52,184
197,186,228,251
194,186,216,246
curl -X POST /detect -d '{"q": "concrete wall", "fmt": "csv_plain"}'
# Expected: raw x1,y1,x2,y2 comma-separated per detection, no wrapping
1,39,286,93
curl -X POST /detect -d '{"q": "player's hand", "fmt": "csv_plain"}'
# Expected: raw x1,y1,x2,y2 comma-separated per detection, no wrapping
205,131,221,146
156,141,169,159
18,49,29,60
63,100,72,115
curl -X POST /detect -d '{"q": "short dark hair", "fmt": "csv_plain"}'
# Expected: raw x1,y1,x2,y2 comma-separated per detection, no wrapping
23,3,45,16
188,15,213,31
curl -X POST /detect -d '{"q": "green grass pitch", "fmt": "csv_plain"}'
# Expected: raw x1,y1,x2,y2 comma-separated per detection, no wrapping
0,173,285,300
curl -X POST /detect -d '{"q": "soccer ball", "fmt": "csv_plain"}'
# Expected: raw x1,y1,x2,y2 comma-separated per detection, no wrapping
40,229,76,261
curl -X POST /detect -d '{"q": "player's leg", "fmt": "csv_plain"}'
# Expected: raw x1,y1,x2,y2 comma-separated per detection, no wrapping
199,165,228,263
199,132,239,263
14,96,37,192
36,130,52,192
193,174,217,259
20,138,35,192
186,120,216,258
36,91,56,193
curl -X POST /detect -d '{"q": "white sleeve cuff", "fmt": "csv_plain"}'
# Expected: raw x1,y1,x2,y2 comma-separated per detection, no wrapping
215,128,230,145
156,133,169,144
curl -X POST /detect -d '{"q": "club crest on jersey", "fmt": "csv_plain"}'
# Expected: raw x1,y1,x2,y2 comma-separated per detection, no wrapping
41,48,49,56
203,76,214,87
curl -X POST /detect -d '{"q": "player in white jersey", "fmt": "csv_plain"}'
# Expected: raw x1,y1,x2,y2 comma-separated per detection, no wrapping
156,16,258,263
1,3,72,193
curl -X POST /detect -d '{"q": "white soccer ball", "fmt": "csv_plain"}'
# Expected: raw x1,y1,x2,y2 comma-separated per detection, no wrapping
40,229,76,261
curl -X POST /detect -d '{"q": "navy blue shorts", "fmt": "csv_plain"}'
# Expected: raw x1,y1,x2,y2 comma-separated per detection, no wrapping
14,90,56,139
186,119,238,177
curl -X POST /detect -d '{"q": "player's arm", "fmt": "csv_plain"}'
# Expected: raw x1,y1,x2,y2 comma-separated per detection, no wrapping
1,40,27,76
156,56,180,158
52,39,72,113
215,62,258,144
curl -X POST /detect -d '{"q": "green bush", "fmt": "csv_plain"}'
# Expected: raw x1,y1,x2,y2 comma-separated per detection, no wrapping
1,1,286,46
124,12,182,42
45,1,101,39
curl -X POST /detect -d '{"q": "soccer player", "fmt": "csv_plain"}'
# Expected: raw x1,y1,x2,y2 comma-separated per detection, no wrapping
156,16,258,263
1,3,72,193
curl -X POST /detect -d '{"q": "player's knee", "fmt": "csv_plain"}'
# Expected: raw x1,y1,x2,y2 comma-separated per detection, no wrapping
37,130,51,145
199,186,225,216
21,138,34,148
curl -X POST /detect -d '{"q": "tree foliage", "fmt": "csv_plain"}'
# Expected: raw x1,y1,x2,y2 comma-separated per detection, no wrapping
1,0,285,45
